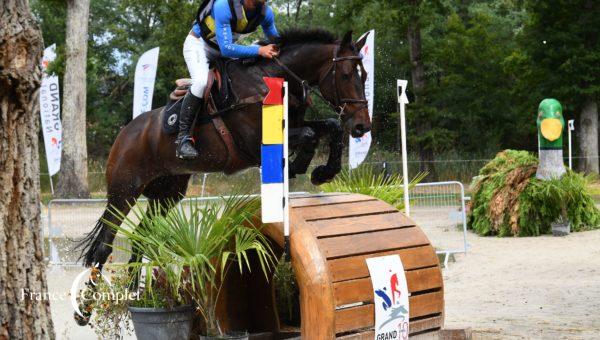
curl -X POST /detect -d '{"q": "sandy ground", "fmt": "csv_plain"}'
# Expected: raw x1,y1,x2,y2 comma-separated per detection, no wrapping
443,229,600,339
44,205,600,339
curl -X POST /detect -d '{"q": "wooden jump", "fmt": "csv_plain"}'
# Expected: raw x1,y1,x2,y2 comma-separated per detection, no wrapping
217,193,445,339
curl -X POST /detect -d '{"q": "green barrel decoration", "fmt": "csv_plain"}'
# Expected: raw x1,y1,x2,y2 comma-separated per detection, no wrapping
536,98,566,180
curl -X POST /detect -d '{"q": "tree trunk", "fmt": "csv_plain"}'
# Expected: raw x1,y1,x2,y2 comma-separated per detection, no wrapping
406,2,437,179
0,1,55,338
577,99,599,174
56,0,90,198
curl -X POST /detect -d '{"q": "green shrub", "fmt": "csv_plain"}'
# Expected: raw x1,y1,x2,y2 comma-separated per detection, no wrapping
320,165,426,210
468,150,600,236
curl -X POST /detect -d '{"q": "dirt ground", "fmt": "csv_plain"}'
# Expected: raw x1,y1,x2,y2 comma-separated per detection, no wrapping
44,205,600,339
443,229,600,339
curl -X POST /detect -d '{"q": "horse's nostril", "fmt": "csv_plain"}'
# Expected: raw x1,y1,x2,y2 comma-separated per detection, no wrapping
355,124,365,133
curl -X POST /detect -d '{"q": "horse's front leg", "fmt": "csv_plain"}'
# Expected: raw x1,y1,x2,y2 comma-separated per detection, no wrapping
289,126,319,179
306,118,344,185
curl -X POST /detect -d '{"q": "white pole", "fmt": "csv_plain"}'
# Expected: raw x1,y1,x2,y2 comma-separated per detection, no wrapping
398,80,410,216
201,173,208,197
49,174,55,196
568,120,574,169
283,82,290,252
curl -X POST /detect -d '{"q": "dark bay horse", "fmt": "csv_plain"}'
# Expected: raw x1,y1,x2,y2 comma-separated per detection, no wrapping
79,29,371,267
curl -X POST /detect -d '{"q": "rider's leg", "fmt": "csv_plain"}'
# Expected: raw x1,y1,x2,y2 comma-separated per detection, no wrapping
178,35,210,159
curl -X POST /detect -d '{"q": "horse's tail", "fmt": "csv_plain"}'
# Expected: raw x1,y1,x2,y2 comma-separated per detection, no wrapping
73,212,107,267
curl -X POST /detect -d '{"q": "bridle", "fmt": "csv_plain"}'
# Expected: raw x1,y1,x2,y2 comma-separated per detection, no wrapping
273,43,368,119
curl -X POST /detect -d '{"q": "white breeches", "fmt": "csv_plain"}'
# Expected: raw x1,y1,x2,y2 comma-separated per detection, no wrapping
183,35,220,98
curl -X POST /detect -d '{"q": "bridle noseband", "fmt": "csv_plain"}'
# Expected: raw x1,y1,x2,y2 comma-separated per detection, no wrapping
273,43,369,119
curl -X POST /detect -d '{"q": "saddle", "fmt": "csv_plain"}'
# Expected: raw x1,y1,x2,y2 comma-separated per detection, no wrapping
162,58,267,174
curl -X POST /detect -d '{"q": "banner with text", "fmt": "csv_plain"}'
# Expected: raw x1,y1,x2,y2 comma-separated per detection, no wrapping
133,47,160,119
40,44,62,176
366,255,409,340
349,30,375,169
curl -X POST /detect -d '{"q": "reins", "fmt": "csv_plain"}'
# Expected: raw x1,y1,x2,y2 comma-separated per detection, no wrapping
272,43,368,119
194,43,369,122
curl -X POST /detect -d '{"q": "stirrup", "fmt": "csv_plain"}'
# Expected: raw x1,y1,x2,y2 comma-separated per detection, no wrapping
176,136,198,160
175,135,194,145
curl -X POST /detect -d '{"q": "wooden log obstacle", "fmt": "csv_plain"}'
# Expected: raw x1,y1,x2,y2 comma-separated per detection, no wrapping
217,193,445,339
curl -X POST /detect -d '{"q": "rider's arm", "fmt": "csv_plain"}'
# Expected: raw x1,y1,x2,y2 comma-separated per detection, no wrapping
214,0,260,58
261,6,279,41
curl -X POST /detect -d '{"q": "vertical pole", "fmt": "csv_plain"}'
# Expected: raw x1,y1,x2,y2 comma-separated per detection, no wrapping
568,120,574,169
398,80,410,216
201,173,208,197
283,82,290,257
459,183,468,254
49,174,55,196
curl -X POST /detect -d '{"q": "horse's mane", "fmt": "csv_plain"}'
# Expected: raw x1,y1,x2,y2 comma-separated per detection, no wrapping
259,28,338,47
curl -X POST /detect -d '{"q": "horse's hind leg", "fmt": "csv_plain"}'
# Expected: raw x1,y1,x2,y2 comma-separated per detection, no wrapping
127,175,191,266
79,189,141,268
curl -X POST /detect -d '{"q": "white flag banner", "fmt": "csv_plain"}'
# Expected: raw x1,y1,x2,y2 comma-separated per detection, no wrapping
349,30,375,169
133,47,160,119
366,255,410,340
40,44,62,176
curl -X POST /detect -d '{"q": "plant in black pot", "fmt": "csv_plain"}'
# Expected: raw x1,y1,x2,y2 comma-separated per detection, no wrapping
109,195,275,340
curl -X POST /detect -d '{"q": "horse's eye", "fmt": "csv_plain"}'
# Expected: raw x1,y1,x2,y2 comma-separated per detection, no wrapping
342,73,351,80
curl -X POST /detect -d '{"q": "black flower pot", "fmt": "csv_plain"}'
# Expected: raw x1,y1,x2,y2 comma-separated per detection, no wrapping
128,305,194,340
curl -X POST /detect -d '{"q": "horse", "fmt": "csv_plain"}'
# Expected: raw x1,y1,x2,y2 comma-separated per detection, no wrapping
78,28,372,268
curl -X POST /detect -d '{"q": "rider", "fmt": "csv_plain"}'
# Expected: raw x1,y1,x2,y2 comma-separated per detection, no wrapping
177,0,280,159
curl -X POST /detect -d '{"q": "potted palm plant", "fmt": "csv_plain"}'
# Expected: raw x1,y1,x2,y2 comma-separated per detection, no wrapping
109,195,275,340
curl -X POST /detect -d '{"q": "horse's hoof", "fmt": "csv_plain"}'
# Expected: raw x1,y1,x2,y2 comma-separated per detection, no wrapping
311,165,337,186
74,312,90,326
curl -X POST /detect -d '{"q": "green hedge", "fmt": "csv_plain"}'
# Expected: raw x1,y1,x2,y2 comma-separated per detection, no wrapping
468,150,600,236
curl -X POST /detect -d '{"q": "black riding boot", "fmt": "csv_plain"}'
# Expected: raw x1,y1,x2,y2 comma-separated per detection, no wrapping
176,92,202,159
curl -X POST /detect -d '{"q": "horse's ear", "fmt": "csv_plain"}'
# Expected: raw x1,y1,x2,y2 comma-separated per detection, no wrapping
341,30,353,49
355,31,370,51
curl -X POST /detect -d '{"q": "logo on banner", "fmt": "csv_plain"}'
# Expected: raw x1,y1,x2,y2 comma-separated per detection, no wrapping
142,64,152,72
366,255,409,340
374,270,409,336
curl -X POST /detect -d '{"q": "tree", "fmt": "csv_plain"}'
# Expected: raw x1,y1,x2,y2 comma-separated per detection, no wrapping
56,0,91,197
518,0,600,174
405,0,439,178
0,0,55,338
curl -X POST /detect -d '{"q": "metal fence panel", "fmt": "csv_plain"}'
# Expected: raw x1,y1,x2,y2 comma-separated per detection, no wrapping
409,181,469,266
43,192,308,266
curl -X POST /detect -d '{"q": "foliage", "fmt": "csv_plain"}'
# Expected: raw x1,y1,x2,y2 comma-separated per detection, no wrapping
88,266,134,339
31,0,599,173
274,261,299,326
321,164,427,210
468,149,600,236
107,195,276,336
513,0,600,113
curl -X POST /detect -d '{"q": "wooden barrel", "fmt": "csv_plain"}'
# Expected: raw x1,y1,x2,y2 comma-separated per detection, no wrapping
218,193,444,339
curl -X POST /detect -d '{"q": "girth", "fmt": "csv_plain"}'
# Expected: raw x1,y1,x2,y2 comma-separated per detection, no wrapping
202,71,247,174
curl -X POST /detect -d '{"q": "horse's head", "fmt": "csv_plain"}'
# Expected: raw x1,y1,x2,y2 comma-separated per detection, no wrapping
318,31,372,138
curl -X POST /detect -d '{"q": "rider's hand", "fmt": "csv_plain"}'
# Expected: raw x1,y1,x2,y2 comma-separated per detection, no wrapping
259,44,279,59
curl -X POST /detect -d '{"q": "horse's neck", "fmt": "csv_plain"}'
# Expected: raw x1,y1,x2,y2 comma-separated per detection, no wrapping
279,44,333,86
